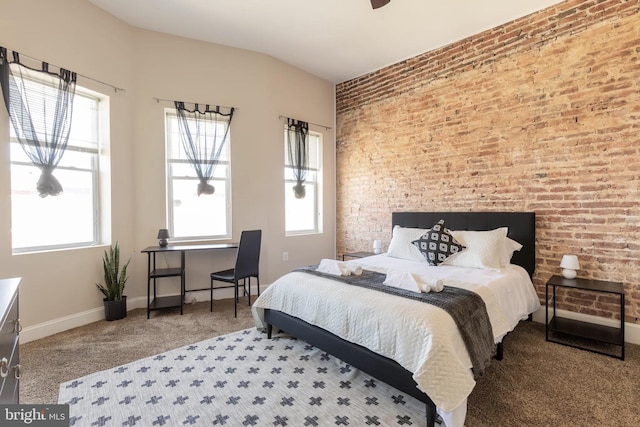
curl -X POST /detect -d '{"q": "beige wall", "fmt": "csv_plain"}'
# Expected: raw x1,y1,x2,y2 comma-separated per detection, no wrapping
335,0,639,326
0,0,336,341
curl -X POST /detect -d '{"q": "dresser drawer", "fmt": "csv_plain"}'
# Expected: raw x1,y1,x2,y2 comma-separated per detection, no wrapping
0,339,18,404
0,279,20,404
0,291,18,355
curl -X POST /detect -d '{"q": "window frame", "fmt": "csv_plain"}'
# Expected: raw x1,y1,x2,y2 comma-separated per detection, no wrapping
284,128,322,236
164,108,232,241
9,77,104,254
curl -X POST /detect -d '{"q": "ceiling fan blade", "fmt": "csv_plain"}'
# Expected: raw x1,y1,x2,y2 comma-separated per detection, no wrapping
371,0,391,9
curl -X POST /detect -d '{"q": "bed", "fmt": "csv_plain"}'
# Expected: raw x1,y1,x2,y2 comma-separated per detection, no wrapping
252,212,539,427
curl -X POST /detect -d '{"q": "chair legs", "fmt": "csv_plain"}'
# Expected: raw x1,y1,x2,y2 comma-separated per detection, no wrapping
234,280,239,318
210,276,259,318
210,279,214,312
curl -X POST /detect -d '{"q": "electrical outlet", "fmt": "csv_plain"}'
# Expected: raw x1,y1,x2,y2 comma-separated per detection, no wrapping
283,252,289,261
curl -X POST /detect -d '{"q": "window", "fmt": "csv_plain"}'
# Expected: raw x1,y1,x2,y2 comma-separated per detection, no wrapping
285,130,322,235
165,109,232,240
10,81,105,253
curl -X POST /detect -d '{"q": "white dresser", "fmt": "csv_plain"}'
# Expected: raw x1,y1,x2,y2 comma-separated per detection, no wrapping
0,277,21,403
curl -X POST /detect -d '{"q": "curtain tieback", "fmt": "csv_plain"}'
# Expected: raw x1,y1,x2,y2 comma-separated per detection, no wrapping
197,179,215,196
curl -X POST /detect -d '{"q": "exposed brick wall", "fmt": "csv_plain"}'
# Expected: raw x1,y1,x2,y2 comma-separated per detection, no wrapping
335,0,640,324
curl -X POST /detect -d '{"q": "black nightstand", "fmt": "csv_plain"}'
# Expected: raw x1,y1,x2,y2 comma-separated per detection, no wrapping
545,275,625,360
342,251,375,261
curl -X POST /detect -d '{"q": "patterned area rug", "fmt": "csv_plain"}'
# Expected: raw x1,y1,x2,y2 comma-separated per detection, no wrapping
58,328,439,426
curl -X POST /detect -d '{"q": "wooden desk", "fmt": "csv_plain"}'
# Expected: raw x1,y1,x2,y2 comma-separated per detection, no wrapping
141,243,238,318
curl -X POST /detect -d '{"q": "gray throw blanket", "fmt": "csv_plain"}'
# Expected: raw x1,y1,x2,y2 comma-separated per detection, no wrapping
295,266,495,379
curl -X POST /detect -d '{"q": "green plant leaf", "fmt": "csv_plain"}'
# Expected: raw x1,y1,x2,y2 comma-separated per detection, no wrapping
96,241,130,301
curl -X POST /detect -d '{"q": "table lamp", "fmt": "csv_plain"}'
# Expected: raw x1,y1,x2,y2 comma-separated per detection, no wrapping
157,229,170,247
560,254,580,279
373,239,382,255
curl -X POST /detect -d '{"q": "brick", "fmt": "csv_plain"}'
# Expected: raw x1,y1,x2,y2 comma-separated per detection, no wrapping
335,0,640,324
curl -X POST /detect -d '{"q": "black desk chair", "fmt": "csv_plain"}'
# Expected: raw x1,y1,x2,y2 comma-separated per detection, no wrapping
210,229,262,317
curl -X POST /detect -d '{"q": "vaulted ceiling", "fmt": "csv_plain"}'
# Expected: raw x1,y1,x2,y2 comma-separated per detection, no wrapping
89,0,564,83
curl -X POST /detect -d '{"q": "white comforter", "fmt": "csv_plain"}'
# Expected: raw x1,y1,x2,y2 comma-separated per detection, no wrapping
252,255,540,426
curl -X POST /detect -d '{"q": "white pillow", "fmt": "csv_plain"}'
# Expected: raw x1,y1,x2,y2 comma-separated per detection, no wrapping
385,226,428,262
501,237,523,267
443,227,508,270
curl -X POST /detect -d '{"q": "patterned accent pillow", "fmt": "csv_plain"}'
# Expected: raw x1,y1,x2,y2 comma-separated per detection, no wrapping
411,220,465,266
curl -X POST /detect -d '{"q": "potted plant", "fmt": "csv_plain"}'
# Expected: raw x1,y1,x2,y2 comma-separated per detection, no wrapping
96,242,131,321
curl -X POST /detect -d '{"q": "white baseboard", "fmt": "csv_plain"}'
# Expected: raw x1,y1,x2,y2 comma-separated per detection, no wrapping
21,285,265,344
21,296,144,344
21,295,640,346
532,306,640,345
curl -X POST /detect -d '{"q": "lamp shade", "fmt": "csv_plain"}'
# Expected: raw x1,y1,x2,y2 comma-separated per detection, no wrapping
560,254,579,279
157,229,170,247
560,254,580,270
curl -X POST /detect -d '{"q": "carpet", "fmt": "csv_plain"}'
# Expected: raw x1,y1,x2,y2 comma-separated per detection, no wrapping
58,328,439,426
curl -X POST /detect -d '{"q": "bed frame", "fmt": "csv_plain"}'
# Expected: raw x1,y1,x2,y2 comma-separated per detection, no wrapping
264,211,536,427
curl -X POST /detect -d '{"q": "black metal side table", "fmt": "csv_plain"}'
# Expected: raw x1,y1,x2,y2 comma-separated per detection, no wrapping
342,251,375,261
545,275,625,360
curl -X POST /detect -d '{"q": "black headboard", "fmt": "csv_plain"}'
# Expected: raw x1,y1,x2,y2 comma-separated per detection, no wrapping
392,212,536,278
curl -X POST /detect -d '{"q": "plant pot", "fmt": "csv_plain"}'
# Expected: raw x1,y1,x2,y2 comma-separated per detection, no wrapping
103,296,127,321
